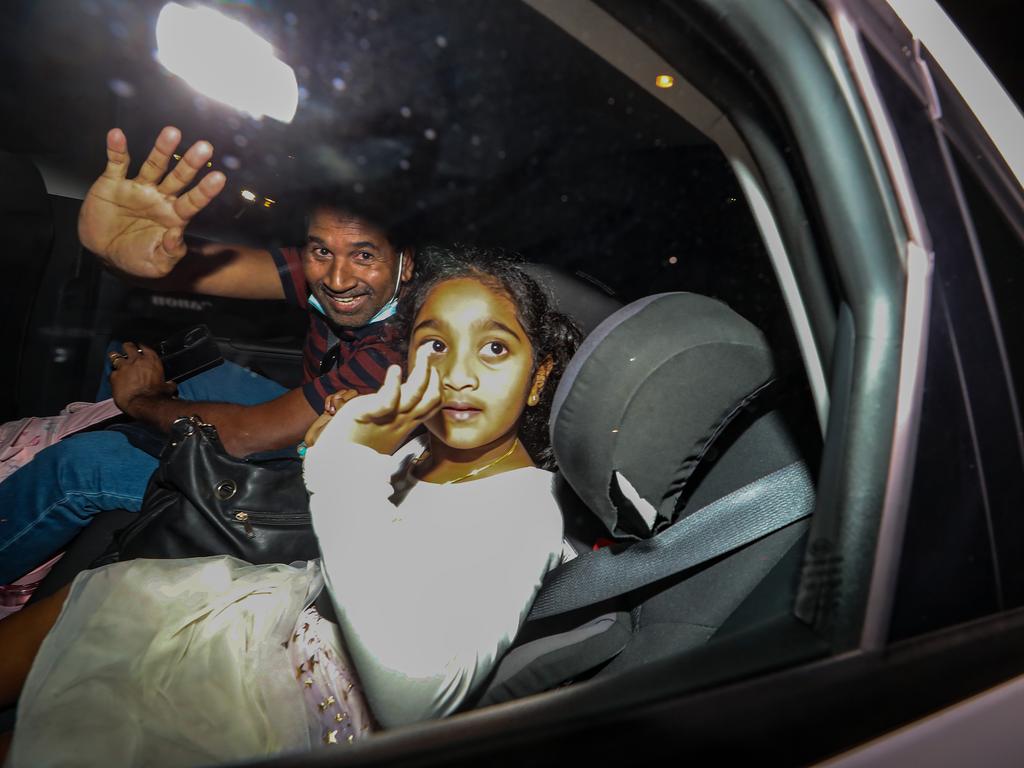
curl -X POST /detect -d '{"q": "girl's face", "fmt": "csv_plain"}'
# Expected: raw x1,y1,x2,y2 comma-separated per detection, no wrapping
410,277,543,453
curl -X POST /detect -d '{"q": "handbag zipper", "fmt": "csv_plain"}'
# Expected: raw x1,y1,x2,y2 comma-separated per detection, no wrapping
233,510,312,538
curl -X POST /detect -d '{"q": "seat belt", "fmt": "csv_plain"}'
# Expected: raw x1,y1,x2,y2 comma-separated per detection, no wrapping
527,460,815,621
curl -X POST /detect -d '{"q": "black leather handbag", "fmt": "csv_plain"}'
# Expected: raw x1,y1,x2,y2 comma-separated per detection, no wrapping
109,415,320,565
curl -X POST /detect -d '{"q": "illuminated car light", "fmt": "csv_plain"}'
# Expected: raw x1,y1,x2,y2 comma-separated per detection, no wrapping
156,2,298,123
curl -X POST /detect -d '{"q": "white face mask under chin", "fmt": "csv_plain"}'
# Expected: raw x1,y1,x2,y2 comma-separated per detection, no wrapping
308,251,404,326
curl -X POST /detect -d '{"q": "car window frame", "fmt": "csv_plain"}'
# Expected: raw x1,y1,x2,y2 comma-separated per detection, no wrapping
836,0,1024,644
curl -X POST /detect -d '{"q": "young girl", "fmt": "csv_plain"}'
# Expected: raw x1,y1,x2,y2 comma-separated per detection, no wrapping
0,245,582,767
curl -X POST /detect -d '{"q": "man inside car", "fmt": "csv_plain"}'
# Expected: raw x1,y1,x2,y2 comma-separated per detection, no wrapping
0,125,414,584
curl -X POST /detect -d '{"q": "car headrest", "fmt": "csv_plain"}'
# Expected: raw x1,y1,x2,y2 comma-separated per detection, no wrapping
549,292,774,540
520,262,621,338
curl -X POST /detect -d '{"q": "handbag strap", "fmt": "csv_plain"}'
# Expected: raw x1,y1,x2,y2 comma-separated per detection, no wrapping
527,460,815,621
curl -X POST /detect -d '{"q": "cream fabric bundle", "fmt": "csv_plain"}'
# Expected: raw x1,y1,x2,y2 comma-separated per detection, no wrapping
10,557,321,767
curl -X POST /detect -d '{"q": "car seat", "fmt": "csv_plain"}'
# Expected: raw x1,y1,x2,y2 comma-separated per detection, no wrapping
473,291,819,706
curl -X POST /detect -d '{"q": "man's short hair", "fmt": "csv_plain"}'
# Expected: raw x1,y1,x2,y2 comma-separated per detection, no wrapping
299,184,416,252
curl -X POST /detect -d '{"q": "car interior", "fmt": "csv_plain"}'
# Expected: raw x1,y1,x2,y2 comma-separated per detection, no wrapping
14,0,997,764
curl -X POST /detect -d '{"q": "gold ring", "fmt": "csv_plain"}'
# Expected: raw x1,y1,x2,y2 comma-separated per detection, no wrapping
108,351,128,363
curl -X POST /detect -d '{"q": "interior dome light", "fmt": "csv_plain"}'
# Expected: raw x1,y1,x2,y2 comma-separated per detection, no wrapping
156,3,298,123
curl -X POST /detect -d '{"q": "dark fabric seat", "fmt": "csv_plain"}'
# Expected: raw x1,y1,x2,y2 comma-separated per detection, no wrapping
519,262,621,338
474,292,819,706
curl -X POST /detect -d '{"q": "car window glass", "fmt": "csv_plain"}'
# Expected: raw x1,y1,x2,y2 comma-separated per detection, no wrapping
946,145,1024,598
862,40,1024,639
947,150,1024,426
0,5,827,749
1,1,811,415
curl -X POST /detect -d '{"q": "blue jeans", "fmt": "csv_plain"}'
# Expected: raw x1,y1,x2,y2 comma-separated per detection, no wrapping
0,361,288,583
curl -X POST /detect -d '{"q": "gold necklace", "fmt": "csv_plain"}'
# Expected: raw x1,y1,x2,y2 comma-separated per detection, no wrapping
413,438,520,485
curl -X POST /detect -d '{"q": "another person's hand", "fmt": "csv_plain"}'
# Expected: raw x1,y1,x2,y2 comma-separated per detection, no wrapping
78,126,227,279
324,388,360,416
302,389,359,449
108,342,177,418
312,345,441,456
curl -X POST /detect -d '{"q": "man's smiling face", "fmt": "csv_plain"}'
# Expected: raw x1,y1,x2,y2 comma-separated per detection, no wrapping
302,207,413,329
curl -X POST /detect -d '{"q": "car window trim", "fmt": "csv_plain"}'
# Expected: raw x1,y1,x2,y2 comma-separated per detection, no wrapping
884,0,1024,189
825,1,938,651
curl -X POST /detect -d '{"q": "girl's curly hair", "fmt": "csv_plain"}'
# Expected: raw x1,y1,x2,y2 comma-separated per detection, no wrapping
395,245,582,470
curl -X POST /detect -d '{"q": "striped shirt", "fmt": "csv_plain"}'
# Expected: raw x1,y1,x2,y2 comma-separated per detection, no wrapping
271,246,404,413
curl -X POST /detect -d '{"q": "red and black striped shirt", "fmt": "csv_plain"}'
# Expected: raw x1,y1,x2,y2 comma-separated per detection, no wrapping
272,246,404,413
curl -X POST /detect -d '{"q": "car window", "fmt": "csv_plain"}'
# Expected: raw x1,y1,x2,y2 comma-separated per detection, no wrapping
946,147,1024,602
0,2,830,763
947,151,1024,434
860,40,1024,640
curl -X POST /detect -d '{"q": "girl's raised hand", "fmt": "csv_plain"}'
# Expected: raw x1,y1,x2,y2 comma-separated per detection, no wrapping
315,344,442,455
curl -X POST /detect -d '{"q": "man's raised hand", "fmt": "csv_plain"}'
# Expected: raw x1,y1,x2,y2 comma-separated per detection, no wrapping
78,126,227,279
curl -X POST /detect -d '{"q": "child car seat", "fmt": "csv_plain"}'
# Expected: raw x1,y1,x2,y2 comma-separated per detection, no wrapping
475,292,819,706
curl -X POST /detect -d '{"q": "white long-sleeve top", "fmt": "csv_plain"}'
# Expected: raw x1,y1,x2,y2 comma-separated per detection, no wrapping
303,424,564,728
